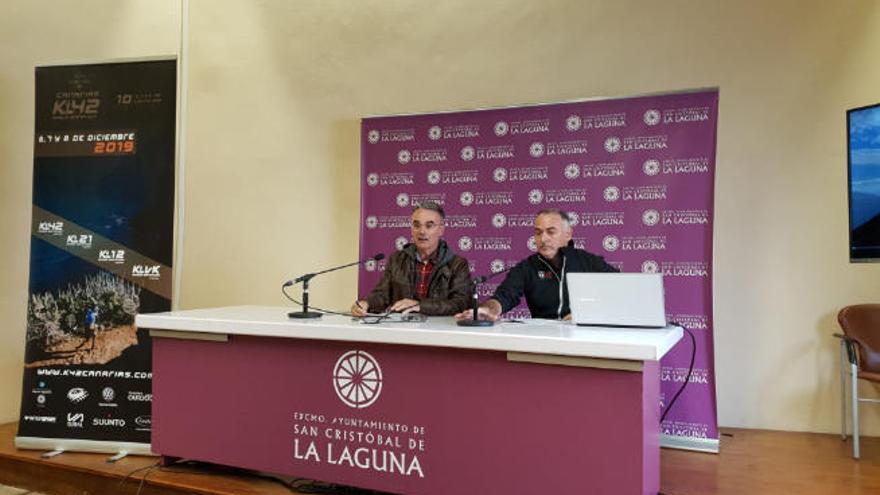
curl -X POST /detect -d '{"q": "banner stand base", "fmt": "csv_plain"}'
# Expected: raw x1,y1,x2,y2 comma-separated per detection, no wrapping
15,436,154,457
660,434,720,453
107,450,129,463
40,448,64,459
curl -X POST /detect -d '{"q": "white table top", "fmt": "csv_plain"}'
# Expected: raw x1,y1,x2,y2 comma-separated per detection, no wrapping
136,305,683,361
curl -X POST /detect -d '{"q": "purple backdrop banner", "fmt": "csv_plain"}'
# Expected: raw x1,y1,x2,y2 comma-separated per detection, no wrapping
359,89,719,445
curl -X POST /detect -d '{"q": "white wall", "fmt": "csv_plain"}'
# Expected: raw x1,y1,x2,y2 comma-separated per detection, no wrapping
2,0,879,435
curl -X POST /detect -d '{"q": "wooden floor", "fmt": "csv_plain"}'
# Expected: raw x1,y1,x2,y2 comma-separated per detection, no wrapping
0,422,292,495
3,422,880,494
661,429,880,494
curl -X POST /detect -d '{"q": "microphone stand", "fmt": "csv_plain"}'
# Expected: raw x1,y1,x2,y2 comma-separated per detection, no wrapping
286,255,384,319
456,265,513,327
288,274,323,319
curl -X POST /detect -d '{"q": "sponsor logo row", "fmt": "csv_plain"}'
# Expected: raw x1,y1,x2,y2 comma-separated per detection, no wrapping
26,382,152,430
386,138,696,164
23,413,151,431
364,159,711,187
364,209,710,230
30,382,151,408
384,188,704,209
365,107,712,144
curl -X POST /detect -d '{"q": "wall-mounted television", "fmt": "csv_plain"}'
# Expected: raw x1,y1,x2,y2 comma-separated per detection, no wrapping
848,103,880,262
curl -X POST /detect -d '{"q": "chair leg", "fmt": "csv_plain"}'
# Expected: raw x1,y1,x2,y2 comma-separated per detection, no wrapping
841,339,848,440
852,362,860,459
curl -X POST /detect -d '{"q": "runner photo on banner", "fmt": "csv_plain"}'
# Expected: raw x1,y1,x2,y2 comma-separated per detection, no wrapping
359,89,720,451
17,59,176,453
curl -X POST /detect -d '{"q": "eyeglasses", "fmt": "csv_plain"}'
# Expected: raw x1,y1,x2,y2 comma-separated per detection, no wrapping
412,221,441,230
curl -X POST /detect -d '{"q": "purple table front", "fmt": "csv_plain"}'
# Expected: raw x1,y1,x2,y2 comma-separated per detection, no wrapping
152,334,660,494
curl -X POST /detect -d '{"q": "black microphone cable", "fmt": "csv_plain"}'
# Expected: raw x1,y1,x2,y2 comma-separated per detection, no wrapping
280,285,421,322
660,322,697,425
281,283,357,318
281,253,385,318
359,302,422,325
284,477,389,494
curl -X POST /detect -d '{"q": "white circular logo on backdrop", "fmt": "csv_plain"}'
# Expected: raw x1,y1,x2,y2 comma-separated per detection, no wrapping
365,260,377,272
492,213,507,228
604,137,621,153
427,170,441,184
642,209,660,226
396,192,410,207
459,191,474,206
367,173,379,187
494,121,509,136
37,394,46,405
641,260,659,274
397,149,411,164
602,235,620,252
567,212,579,227
528,189,544,205
367,130,380,144
564,163,580,180
493,167,508,183
529,142,545,158
365,216,378,229
460,146,475,161
458,236,473,252
565,115,582,132
333,350,383,409
490,259,506,273
428,125,442,140
643,159,660,176
527,237,537,252
643,109,661,126
603,186,620,202
102,387,115,402
395,236,408,250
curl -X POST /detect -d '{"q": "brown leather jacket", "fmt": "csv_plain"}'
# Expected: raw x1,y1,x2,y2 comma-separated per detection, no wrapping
364,240,472,316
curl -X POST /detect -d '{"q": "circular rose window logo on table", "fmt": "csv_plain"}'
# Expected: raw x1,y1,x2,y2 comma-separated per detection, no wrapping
333,350,383,409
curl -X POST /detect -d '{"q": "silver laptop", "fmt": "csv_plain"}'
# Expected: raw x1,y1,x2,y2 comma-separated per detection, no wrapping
566,273,667,327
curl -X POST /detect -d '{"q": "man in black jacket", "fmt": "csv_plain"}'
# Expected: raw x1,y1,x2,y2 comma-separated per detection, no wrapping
352,202,472,316
455,208,617,321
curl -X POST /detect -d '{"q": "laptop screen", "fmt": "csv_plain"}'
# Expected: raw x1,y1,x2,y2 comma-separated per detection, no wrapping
566,273,667,328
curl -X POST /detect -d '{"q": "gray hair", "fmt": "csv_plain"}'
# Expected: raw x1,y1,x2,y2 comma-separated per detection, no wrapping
536,208,572,229
413,201,446,219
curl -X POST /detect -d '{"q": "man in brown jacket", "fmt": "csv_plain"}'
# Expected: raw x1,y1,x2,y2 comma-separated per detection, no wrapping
351,202,472,316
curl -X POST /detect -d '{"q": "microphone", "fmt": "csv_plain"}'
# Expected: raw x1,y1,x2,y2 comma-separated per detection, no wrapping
284,253,385,319
284,253,384,287
457,263,516,327
473,263,514,285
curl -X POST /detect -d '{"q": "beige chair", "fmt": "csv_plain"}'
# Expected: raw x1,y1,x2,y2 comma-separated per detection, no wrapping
836,304,880,459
